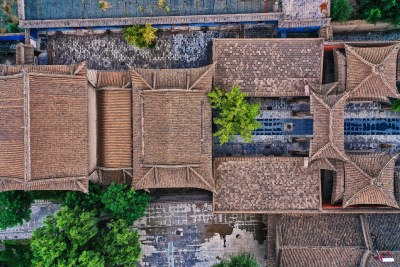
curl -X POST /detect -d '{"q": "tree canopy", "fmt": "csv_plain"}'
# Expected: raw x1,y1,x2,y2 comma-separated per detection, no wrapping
31,206,142,266
102,183,150,225
357,0,400,25
65,182,103,213
208,86,261,145
123,24,158,49
0,190,34,230
331,0,352,22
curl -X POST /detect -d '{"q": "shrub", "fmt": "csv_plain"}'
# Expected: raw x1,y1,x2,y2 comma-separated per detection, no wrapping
331,0,352,22
7,23,22,33
213,253,260,267
0,191,34,230
64,182,103,213
122,24,158,49
158,0,165,9
0,240,33,267
208,86,262,145
102,183,150,225
98,0,112,11
391,98,400,111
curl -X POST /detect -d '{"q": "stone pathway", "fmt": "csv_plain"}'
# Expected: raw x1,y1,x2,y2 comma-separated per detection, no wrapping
46,31,237,70
133,200,268,267
0,201,61,240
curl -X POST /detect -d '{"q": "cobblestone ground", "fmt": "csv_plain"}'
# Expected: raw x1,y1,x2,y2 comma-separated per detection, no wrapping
133,199,268,267
46,31,237,70
334,29,400,41
0,201,61,240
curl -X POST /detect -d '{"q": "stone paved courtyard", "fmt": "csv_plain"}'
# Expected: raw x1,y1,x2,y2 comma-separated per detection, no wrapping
133,199,268,266
46,31,238,70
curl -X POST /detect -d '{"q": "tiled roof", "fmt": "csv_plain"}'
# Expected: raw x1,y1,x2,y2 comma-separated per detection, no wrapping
309,83,348,163
367,214,400,251
131,65,214,192
92,71,132,168
343,153,399,208
213,39,323,97
0,63,89,192
345,44,400,102
278,214,366,267
280,247,365,267
213,157,320,212
279,214,365,247
331,159,345,204
333,49,346,93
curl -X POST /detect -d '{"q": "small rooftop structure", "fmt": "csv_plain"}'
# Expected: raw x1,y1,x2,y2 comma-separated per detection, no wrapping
343,153,399,209
309,82,349,163
0,63,89,192
131,65,215,192
331,43,400,102
213,38,324,97
213,157,320,213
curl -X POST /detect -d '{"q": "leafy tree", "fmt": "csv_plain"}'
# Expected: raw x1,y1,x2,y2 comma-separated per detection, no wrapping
0,240,33,267
0,191,34,230
357,0,400,25
213,253,260,267
208,86,261,145
65,182,103,213
123,24,158,49
31,206,142,266
331,0,352,22
102,183,150,225
391,99,400,111
103,219,141,265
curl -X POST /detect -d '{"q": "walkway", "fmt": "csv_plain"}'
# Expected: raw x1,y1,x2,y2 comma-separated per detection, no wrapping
0,201,61,240
133,197,268,266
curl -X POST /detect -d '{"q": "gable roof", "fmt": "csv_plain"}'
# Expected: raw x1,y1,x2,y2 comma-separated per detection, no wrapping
213,39,324,97
343,153,399,209
345,44,400,102
213,157,321,213
0,63,89,193
91,70,132,168
280,247,365,267
309,83,349,163
131,65,215,192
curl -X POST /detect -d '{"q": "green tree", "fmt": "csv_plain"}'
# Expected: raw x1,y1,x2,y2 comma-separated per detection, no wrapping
208,86,261,145
65,182,103,213
31,206,142,266
0,191,34,230
123,24,157,49
391,99,400,111
103,219,141,265
0,240,33,267
357,0,400,25
102,183,150,225
213,253,260,267
331,0,352,22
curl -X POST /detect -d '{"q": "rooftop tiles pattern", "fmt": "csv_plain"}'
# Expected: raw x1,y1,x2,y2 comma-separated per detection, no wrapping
279,214,365,247
0,63,89,192
213,38,323,97
131,65,214,192
213,157,320,212
343,153,399,208
280,247,364,267
367,214,400,251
